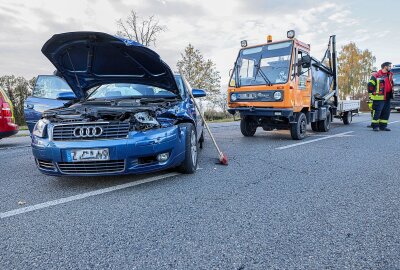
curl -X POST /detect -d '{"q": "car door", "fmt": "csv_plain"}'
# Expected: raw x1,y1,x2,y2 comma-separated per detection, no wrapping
24,75,76,133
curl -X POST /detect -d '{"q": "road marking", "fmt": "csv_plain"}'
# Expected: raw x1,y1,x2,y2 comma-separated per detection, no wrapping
276,131,354,150
0,145,30,151
389,120,400,124
0,172,180,219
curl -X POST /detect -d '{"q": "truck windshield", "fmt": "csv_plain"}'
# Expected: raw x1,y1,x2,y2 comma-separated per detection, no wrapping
231,41,293,87
393,72,400,85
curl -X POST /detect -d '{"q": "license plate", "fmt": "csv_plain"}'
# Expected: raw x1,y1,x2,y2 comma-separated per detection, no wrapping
67,148,110,162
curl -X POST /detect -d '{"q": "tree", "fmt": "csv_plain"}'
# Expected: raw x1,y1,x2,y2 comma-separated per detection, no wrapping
337,42,376,102
0,75,33,125
177,44,221,113
116,11,166,47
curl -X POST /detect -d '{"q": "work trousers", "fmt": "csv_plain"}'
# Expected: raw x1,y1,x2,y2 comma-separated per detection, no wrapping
372,99,391,128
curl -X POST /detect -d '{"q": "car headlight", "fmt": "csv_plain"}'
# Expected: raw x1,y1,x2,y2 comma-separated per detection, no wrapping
273,91,282,100
33,119,49,138
231,93,237,101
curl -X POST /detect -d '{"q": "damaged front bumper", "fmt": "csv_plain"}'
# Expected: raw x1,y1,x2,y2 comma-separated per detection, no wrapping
32,125,186,176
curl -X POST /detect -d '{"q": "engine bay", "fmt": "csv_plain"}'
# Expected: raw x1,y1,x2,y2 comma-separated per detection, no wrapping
42,99,178,131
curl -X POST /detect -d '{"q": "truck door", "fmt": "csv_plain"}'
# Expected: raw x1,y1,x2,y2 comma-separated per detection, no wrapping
24,75,76,133
296,50,311,107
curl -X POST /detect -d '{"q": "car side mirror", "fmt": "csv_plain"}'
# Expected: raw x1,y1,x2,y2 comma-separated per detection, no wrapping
192,88,207,98
56,92,76,100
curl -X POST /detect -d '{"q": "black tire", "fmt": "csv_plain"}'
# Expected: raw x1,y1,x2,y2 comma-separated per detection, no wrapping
240,116,257,137
311,122,319,132
177,123,197,174
318,111,331,132
343,111,352,125
290,112,307,140
199,129,204,149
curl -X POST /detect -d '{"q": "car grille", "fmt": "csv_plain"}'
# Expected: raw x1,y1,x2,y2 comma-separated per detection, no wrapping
52,122,130,141
36,159,56,171
57,160,125,174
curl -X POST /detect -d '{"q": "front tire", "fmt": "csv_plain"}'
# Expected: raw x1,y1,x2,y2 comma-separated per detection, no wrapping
177,123,198,174
290,112,307,140
240,116,257,137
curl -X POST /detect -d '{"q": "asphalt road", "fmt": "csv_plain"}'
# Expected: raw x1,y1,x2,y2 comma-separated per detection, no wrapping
1,113,400,269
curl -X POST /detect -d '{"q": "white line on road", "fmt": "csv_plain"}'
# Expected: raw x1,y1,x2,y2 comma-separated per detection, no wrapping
276,131,354,150
0,172,180,219
389,120,400,124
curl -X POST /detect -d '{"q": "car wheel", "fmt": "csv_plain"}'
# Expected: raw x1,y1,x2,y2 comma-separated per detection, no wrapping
177,123,197,174
290,112,307,140
240,116,257,137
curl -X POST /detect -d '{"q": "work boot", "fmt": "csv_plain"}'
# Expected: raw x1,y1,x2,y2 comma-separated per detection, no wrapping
373,127,379,132
380,127,391,131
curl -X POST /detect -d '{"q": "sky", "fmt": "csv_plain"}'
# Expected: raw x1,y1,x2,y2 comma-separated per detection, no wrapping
0,0,399,87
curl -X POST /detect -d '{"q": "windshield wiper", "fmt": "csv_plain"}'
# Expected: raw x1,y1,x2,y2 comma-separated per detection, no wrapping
140,97,179,104
254,64,272,86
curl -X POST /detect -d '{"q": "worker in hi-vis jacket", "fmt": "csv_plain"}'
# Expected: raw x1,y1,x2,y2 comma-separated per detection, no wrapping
368,62,394,131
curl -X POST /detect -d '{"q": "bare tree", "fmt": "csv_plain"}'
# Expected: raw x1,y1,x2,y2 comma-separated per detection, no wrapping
116,11,166,47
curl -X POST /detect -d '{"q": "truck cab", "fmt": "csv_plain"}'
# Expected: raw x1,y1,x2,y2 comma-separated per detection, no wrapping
390,65,400,111
227,30,358,140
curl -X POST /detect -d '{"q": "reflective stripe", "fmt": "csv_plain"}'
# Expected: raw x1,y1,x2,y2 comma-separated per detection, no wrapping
380,119,388,124
369,79,376,85
372,119,380,124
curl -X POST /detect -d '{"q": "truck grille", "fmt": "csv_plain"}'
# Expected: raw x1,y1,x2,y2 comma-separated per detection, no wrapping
393,90,400,101
52,122,130,141
57,160,125,174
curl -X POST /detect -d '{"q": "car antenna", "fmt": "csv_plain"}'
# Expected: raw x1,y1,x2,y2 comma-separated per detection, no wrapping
66,49,84,100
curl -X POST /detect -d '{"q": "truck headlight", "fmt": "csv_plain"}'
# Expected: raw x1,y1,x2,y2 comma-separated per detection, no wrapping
273,91,282,100
33,119,49,138
231,93,237,101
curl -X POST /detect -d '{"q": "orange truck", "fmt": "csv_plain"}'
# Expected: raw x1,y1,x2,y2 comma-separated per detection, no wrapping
227,30,360,140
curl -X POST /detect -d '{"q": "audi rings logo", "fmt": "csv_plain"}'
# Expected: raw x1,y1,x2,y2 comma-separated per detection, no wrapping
73,126,103,138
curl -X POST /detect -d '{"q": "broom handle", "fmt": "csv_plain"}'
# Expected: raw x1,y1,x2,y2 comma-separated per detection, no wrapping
188,91,223,157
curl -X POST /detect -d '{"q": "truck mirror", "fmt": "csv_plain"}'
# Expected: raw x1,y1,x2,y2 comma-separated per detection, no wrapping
299,55,311,69
229,69,233,77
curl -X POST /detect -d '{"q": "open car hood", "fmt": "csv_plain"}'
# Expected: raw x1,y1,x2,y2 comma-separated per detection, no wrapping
42,31,179,99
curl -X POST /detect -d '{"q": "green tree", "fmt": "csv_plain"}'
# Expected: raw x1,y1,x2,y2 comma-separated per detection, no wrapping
0,75,34,125
116,11,166,47
337,42,375,105
177,44,221,111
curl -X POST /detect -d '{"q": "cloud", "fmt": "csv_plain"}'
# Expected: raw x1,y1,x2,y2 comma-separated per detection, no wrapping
0,0,399,84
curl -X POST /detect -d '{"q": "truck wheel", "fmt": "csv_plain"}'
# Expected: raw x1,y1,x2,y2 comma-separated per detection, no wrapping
240,116,257,137
290,112,307,140
177,123,197,174
318,111,331,132
311,122,319,132
343,111,352,125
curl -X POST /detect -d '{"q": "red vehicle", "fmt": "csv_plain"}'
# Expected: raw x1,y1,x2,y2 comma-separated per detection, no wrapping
0,88,18,139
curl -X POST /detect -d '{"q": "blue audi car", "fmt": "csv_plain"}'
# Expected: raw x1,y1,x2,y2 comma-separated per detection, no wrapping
24,31,206,176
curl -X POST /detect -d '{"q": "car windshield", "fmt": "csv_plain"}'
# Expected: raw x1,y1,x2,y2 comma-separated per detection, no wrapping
88,76,184,100
393,72,400,85
230,41,293,87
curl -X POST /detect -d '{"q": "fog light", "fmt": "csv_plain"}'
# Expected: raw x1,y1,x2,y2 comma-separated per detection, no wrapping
157,153,169,162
